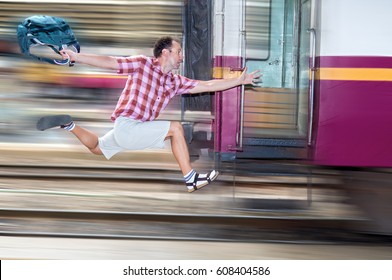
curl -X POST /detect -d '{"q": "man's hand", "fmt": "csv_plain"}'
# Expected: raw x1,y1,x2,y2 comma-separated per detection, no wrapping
60,48,77,62
239,67,262,86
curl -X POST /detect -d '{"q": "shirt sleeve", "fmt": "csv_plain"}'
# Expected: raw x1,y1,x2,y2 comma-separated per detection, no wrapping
175,75,200,95
116,55,145,75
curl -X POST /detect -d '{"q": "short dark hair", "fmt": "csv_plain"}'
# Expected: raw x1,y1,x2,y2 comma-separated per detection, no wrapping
153,36,181,58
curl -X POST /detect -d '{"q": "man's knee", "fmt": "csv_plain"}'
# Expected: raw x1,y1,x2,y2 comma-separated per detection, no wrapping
89,144,103,155
169,121,184,137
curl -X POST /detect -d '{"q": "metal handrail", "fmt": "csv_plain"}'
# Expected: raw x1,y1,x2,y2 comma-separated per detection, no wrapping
307,28,317,146
238,0,246,150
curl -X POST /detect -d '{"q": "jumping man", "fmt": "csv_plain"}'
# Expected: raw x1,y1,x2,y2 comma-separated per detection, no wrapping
37,36,261,192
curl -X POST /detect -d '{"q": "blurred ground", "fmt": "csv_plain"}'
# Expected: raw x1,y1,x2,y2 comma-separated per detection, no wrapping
1,236,392,259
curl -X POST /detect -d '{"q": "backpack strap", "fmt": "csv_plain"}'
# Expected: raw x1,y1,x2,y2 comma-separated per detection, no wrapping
30,36,78,66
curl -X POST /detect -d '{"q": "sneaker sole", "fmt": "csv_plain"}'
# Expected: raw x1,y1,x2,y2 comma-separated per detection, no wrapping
188,171,219,193
36,115,72,131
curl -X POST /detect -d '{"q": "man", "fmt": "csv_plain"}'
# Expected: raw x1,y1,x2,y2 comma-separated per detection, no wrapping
37,36,261,192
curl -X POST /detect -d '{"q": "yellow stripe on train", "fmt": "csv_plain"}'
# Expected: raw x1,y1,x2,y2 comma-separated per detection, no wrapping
316,68,392,81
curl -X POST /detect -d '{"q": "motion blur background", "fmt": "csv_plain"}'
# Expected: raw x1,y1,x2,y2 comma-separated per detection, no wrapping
1,0,187,148
0,0,391,260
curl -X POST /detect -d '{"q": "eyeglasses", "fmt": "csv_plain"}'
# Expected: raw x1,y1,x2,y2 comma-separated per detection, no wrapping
169,48,182,55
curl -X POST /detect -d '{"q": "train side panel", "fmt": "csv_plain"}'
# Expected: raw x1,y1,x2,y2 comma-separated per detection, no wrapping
312,0,392,167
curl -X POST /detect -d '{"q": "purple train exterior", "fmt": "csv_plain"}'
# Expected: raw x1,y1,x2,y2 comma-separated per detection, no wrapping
210,0,392,234
312,57,392,167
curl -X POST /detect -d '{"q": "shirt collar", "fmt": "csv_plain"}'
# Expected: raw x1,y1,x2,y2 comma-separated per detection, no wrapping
152,57,173,77
152,57,163,73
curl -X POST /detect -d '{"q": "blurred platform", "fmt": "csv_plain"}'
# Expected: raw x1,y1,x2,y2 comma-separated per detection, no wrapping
1,236,392,260
0,142,360,220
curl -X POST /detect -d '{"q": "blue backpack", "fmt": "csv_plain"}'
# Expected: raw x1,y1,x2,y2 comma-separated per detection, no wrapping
17,15,80,66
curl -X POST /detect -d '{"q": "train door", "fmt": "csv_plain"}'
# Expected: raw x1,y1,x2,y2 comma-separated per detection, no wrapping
214,0,316,166
240,0,315,160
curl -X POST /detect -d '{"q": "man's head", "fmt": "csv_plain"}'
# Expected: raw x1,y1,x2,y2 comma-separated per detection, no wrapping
153,36,181,58
153,36,183,73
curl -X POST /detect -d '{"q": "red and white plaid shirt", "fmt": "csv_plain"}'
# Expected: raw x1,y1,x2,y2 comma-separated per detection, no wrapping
111,55,199,122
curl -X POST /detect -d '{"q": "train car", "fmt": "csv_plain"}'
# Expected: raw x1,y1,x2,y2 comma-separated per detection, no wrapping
206,0,392,234
313,0,392,234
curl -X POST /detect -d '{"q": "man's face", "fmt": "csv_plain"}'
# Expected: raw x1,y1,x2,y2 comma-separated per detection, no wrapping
167,41,183,70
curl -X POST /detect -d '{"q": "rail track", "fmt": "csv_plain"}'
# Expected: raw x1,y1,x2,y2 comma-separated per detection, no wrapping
0,207,387,244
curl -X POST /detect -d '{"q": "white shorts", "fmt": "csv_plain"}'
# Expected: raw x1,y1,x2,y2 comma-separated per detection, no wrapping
98,116,170,159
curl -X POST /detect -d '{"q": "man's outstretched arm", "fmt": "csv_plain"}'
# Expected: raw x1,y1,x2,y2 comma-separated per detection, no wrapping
60,49,118,70
189,68,262,94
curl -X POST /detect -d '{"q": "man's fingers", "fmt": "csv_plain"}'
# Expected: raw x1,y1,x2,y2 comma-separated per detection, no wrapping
251,70,262,79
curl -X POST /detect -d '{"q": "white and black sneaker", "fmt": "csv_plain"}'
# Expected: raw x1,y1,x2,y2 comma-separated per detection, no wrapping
187,170,219,193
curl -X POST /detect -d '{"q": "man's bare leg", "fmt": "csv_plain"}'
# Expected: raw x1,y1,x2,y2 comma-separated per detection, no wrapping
70,125,103,155
166,121,219,192
36,115,102,155
166,121,192,176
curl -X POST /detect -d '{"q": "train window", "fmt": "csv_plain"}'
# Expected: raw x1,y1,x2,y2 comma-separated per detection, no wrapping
246,0,271,60
246,0,299,89
244,0,311,139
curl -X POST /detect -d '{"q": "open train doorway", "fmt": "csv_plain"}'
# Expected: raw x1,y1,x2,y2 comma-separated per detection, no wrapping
239,0,314,160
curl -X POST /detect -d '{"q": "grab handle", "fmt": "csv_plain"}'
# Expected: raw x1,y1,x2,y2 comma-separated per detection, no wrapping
307,28,316,146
